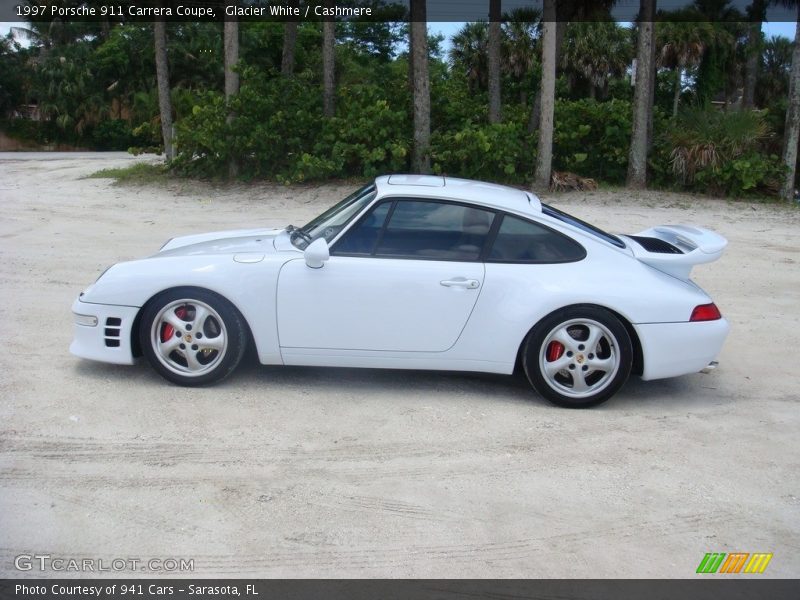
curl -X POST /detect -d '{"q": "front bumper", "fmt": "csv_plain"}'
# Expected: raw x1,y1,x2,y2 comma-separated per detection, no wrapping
634,318,730,381
70,297,140,365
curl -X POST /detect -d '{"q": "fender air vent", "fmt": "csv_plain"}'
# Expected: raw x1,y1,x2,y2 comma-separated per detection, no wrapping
104,317,122,347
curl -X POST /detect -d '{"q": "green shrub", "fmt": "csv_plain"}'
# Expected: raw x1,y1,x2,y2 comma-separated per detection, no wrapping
697,151,785,196
553,98,632,183
431,121,532,183
173,65,410,181
311,83,410,180
90,119,139,150
171,91,228,177
665,108,783,196
1,118,46,143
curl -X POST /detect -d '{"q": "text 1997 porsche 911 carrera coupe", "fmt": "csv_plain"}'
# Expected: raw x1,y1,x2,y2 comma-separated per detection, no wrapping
71,175,729,407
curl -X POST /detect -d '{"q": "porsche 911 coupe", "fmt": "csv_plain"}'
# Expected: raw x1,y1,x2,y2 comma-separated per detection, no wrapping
71,175,729,407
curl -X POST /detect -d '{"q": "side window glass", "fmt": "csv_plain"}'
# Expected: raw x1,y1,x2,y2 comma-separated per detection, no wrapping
489,215,585,263
375,201,494,261
332,202,391,255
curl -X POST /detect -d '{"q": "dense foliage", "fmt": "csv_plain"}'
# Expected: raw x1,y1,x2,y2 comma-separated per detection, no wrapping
0,15,795,197
662,108,784,195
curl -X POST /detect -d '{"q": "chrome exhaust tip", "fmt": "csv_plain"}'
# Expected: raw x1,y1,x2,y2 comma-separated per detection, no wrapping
700,361,719,374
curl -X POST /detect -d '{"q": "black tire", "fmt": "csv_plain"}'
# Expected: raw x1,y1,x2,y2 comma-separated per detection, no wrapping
139,287,247,386
522,305,633,408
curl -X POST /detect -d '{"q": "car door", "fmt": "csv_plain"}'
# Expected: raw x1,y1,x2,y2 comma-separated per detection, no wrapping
276,198,496,352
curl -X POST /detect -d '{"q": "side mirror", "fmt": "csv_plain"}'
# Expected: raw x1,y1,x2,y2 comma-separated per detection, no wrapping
304,238,330,269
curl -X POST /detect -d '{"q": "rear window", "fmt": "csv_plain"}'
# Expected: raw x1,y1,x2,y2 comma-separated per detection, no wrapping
542,204,626,249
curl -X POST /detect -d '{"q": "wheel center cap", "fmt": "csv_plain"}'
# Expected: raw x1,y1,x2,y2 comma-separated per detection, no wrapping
576,354,585,364
184,334,192,342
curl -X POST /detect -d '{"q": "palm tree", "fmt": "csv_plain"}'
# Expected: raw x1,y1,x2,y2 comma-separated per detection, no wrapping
627,0,656,190
561,21,632,99
488,0,502,123
153,20,174,161
530,0,613,138
223,7,239,178
502,9,540,105
743,0,767,108
322,1,335,117
10,21,97,53
0,34,26,116
780,5,800,200
688,1,744,107
757,35,793,106
449,22,488,91
534,0,556,187
657,21,713,117
449,14,539,117
410,0,430,173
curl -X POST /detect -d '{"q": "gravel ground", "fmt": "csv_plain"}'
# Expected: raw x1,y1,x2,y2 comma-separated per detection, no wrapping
0,152,798,578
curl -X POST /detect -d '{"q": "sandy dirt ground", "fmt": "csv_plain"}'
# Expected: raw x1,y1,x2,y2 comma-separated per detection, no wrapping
0,152,798,578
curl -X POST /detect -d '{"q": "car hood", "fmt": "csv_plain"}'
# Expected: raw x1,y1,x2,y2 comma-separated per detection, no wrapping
155,227,285,257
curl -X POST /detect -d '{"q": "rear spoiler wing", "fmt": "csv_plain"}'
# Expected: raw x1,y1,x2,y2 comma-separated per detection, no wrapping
625,225,727,280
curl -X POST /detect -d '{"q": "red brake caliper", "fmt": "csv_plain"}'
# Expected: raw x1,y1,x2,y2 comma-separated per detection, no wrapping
160,306,188,343
546,341,565,362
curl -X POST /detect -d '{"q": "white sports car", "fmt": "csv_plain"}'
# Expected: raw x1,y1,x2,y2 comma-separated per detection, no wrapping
71,175,729,407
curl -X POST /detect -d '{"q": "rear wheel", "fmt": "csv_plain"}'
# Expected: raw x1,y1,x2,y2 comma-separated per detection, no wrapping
523,306,632,408
140,288,247,386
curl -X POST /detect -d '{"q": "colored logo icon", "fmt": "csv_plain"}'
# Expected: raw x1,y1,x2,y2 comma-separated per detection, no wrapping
696,552,773,574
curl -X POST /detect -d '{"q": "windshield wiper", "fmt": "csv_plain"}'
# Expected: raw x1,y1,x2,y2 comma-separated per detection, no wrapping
287,224,312,244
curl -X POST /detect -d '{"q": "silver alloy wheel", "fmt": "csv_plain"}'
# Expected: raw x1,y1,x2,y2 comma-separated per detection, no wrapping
149,299,228,377
538,318,620,399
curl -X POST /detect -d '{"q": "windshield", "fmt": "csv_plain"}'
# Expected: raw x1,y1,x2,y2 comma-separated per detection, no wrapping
290,184,377,250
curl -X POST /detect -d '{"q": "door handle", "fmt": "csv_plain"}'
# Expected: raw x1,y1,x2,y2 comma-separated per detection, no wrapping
440,278,480,289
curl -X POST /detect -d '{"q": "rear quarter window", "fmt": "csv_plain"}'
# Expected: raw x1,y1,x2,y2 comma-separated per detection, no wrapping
488,214,586,263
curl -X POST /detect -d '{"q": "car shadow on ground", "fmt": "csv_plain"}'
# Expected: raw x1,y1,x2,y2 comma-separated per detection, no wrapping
73,354,728,412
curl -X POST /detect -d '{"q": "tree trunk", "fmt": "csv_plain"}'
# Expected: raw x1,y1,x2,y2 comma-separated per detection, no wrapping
530,4,566,137
626,0,655,190
322,8,335,117
154,21,174,161
534,0,556,188
646,17,656,151
528,87,541,134
743,0,766,110
780,14,800,201
281,21,298,76
488,0,502,124
672,68,681,118
742,21,760,109
555,19,566,71
410,0,430,173
224,11,239,179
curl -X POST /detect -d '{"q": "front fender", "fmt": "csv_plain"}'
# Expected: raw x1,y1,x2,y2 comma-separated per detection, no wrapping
81,255,285,365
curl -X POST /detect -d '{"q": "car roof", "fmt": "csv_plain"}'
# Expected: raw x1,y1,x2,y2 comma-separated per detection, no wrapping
374,175,542,216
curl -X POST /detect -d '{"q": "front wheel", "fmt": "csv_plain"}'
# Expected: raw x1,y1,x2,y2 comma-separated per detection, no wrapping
523,306,633,408
140,288,247,386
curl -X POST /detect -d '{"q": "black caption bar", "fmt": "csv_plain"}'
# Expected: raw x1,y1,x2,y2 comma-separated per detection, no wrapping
1,580,800,600
0,0,798,22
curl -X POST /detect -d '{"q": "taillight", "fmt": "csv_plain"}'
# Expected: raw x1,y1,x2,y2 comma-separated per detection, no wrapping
690,303,722,322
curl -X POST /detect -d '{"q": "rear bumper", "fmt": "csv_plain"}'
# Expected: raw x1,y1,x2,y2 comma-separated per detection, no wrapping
70,297,139,365
634,319,730,381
